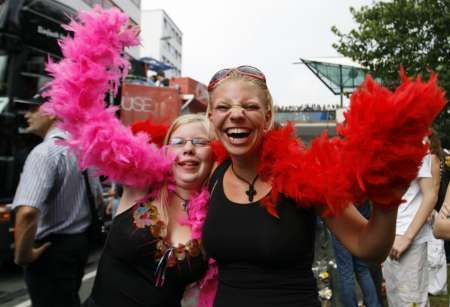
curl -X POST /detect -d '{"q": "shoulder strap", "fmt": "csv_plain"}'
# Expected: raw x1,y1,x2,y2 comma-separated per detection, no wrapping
53,135,99,224
83,170,101,226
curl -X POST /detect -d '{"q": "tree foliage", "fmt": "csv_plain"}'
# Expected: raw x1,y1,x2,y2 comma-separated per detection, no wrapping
332,0,450,146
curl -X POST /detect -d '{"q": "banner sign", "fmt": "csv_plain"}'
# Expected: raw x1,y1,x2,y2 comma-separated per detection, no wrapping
120,83,181,126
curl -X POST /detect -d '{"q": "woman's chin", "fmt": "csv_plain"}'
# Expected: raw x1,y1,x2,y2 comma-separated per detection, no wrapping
174,174,203,189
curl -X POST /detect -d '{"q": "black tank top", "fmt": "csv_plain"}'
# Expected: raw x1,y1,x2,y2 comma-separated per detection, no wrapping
202,160,320,307
88,204,207,307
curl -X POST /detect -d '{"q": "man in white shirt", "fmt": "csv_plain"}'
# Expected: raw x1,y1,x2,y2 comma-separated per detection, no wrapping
12,93,100,307
382,154,437,307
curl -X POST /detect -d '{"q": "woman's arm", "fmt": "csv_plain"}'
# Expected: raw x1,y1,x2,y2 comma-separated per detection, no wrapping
116,186,149,216
322,205,397,263
433,184,450,239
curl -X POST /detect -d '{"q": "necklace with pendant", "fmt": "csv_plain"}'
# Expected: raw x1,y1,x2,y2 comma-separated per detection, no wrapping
173,191,189,211
230,164,259,202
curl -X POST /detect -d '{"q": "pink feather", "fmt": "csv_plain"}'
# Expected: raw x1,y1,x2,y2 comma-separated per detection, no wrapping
197,259,218,307
42,7,172,189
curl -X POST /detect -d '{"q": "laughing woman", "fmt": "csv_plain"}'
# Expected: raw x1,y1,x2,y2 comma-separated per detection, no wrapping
84,114,214,307
201,66,446,306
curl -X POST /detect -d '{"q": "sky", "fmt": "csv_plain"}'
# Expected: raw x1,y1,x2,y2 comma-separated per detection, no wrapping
141,0,373,107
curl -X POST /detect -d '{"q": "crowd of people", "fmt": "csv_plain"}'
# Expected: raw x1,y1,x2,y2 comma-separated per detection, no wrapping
274,104,339,113
9,7,450,307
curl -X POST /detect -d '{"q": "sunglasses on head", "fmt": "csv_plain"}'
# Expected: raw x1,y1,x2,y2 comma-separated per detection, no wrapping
168,137,211,147
207,65,266,91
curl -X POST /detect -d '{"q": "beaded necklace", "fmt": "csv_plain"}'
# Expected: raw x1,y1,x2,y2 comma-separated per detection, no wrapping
132,200,202,287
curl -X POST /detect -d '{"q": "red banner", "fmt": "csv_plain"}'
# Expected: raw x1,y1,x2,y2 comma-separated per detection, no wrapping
120,83,181,126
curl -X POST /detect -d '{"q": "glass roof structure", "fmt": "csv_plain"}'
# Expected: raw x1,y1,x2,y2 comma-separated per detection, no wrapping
299,57,366,96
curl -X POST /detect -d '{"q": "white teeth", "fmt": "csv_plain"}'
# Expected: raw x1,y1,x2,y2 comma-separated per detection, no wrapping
227,128,250,134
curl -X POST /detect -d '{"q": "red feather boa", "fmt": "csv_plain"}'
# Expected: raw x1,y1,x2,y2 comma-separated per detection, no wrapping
213,72,446,217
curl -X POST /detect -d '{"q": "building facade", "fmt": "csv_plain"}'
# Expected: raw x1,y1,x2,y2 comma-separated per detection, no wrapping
140,9,182,77
57,0,141,59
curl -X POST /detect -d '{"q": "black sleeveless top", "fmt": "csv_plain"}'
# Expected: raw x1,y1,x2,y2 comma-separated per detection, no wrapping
202,160,320,307
87,203,207,307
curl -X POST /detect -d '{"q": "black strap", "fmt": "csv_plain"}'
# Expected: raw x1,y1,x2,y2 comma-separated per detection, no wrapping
82,170,100,228
52,135,100,227
52,134,101,237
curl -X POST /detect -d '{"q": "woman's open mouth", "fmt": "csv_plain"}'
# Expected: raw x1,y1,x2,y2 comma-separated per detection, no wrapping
225,128,251,145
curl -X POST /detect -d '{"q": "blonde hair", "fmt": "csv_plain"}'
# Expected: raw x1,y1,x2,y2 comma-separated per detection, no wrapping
207,70,275,129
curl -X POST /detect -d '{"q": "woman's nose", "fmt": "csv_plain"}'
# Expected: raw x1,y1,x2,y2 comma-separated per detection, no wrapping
182,140,195,154
229,105,245,118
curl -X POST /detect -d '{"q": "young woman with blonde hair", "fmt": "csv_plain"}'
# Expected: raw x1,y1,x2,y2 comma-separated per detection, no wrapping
201,66,445,306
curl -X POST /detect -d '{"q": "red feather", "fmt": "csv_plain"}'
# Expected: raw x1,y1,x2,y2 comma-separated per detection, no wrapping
210,140,229,163
130,120,169,148
258,71,446,217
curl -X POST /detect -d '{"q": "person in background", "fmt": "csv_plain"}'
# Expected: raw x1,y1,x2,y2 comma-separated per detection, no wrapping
12,93,101,307
433,184,450,239
427,130,448,296
331,201,382,307
382,153,438,306
105,183,122,218
155,70,170,87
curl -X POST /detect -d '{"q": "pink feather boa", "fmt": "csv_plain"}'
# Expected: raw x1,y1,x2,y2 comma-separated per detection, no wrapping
42,6,173,189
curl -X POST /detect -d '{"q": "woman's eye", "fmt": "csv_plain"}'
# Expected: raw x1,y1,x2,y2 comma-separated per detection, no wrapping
243,104,260,110
215,105,229,111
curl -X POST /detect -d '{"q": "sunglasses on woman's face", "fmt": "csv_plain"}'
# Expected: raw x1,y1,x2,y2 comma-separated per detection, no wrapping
207,65,266,91
168,137,211,147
